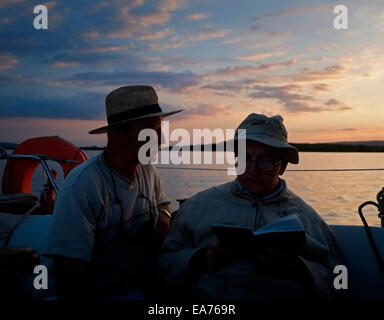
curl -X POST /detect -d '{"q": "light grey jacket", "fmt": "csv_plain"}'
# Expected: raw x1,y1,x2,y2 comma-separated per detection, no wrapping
157,179,344,299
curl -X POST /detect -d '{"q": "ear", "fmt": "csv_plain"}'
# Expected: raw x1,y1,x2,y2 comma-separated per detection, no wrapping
278,160,288,175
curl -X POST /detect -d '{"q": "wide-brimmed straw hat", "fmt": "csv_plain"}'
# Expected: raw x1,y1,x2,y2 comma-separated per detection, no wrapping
89,85,183,134
234,113,299,164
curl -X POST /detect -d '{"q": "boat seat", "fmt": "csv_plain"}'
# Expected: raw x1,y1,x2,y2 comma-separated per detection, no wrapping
0,214,56,299
330,225,384,300
0,193,39,214
0,247,40,274
0,247,40,300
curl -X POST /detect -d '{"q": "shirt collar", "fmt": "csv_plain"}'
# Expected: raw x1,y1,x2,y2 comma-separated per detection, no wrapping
101,151,135,185
235,178,284,201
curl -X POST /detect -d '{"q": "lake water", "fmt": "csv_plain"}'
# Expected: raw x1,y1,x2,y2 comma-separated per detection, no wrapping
1,150,384,227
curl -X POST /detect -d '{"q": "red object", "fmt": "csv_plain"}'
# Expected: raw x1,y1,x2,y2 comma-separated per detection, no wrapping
2,136,88,194
40,169,57,206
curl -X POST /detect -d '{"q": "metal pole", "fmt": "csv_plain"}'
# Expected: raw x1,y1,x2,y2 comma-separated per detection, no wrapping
39,159,59,194
2,154,60,194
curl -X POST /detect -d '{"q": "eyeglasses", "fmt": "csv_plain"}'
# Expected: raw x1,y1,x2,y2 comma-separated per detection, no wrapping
245,153,282,171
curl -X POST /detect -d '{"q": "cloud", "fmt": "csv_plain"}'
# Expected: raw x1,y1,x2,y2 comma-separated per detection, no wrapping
324,98,352,111
254,65,347,85
292,65,346,82
0,73,44,85
250,24,262,32
208,58,296,78
138,28,174,40
149,55,200,70
325,98,342,106
340,128,357,131
61,69,203,93
221,37,243,44
83,30,101,40
0,17,12,24
149,42,186,51
44,1,58,10
338,106,353,111
189,29,229,41
0,90,106,120
239,52,276,61
180,103,233,118
49,50,150,68
202,78,260,92
249,84,312,101
49,61,79,68
0,52,18,71
147,28,229,50
108,0,183,39
80,45,136,54
268,32,289,39
158,102,233,120
251,5,330,21
251,8,302,21
247,84,346,113
0,0,25,8
0,14,77,57
186,13,207,21
313,83,329,91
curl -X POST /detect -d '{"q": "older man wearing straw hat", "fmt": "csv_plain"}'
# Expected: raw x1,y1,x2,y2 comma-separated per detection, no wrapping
157,113,346,300
43,85,182,300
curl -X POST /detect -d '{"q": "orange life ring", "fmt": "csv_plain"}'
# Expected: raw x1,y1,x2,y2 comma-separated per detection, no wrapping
2,136,88,194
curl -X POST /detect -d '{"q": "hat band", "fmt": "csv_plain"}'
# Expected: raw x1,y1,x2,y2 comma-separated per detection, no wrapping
107,104,162,124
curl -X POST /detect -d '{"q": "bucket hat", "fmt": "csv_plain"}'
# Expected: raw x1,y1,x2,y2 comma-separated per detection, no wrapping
234,113,299,164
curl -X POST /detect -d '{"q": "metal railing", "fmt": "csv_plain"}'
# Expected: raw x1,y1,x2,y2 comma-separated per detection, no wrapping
0,153,81,194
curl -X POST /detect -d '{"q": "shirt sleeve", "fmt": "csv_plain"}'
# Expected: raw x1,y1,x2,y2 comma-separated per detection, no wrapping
295,200,347,298
156,201,201,290
42,185,96,262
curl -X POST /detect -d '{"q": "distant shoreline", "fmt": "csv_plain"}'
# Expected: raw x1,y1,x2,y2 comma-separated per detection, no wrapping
2,142,384,153
79,143,384,152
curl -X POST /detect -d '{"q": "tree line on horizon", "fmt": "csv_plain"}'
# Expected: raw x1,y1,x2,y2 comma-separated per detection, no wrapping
79,143,384,152
2,142,384,152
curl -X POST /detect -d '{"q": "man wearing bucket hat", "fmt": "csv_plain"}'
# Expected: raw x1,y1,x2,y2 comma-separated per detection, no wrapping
157,113,345,300
43,85,182,300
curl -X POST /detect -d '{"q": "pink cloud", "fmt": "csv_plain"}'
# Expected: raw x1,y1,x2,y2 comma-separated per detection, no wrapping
80,45,135,54
83,30,101,40
0,0,25,8
0,17,12,24
108,0,183,38
189,29,229,41
138,28,174,40
49,61,78,68
239,52,276,61
0,53,18,71
186,13,207,21
293,65,346,82
221,37,243,44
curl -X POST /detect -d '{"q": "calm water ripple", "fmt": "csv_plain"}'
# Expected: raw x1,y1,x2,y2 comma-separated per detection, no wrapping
1,150,383,226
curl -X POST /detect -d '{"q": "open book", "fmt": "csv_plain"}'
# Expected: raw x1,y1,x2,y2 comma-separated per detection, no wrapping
211,214,306,252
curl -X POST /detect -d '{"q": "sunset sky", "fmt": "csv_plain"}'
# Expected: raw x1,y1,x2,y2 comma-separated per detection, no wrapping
0,0,383,146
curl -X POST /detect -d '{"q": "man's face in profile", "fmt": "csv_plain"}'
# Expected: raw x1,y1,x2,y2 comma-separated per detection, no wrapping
109,116,162,162
237,140,287,196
